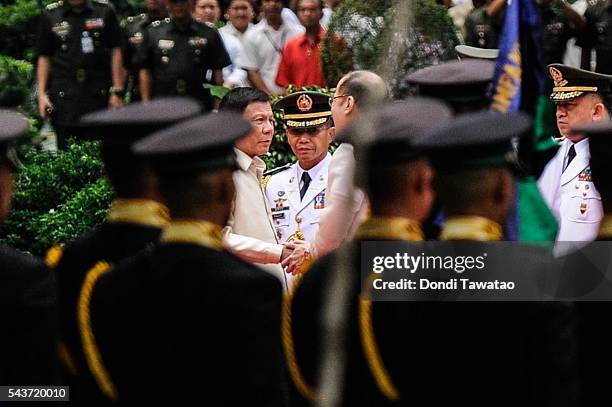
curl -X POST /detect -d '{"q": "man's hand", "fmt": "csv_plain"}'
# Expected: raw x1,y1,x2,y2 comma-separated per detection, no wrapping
281,240,311,275
109,94,123,109
38,93,54,118
280,243,294,262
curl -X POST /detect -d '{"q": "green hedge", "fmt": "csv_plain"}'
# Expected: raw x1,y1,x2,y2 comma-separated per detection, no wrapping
0,55,33,108
1,140,111,254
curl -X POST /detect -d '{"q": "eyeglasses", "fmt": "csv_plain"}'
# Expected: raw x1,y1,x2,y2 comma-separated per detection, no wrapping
328,94,350,107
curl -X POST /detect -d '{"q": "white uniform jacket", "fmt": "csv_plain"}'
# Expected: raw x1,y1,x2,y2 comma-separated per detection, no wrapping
537,138,603,246
264,154,332,244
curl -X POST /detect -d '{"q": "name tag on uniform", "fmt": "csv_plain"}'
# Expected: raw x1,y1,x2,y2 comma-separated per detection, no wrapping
85,18,104,30
81,32,94,53
158,39,175,50
188,37,207,47
314,192,325,209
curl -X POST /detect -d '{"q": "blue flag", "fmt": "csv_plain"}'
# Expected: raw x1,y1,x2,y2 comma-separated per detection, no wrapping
490,0,558,244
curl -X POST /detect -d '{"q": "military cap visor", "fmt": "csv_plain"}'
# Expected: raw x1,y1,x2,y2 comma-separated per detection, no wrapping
405,59,495,103
336,97,453,163
74,97,202,142
417,111,532,170
455,45,500,61
548,64,612,102
133,111,252,174
274,91,332,129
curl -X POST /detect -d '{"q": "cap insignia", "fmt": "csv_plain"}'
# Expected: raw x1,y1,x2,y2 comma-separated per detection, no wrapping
297,94,313,112
549,67,568,87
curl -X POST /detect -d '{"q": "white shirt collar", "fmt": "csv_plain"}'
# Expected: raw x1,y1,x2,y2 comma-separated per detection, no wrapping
297,153,331,186
234,147,266,177
572,137,590,159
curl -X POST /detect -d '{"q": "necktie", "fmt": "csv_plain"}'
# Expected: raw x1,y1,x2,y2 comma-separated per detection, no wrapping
300,172,311,200
564,144,576,172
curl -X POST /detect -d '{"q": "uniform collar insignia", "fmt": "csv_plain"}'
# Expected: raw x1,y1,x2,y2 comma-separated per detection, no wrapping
107,199,170,228
160,219,224,250
440,215,503,241
356,216,424,242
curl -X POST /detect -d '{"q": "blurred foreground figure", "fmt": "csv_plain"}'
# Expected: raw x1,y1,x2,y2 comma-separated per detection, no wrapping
47,98,200,402
422,111,577,405
284,99,451,405
0,111,59,385
556,121,612,404
75,111,285,405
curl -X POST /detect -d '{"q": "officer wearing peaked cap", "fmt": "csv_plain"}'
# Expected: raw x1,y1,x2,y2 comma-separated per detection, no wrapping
284,98,454,405
0,111,60,386
537,64,612,251
416,111,578,404
46,98,200,402
77,111,285,404
265,91,333,282
405,58,496,113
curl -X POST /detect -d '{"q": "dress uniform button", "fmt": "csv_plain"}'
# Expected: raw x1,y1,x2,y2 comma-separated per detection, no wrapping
195,49,201,55
94,32,100,38
583,191,587,196
59,91,65,97
296,215,302,224
585,184,590,190
575,183,579,189
161,56,169,64
61,44,68,51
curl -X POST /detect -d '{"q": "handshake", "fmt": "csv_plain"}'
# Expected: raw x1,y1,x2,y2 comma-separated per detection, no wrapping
280,240,312,276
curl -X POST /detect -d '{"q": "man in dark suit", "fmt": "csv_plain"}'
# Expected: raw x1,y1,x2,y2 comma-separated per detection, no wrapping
76,111,286,405
46,97,200,401
0,111,59,385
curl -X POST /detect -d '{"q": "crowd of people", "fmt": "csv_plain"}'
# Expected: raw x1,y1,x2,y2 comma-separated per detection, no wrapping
3,0,612,404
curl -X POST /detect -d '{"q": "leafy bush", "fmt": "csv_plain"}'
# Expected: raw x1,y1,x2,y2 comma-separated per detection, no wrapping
0,55,33,108
322,0,459,97
0,0,51,61
1,140,111,254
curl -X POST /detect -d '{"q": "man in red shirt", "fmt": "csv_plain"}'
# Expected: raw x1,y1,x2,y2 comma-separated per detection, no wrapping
275,0,327,90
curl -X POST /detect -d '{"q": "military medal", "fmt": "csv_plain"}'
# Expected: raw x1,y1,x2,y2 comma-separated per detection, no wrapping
314,192,325,209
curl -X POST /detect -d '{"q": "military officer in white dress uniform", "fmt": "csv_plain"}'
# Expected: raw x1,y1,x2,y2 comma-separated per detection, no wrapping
538,64,612,251
265,92,333,283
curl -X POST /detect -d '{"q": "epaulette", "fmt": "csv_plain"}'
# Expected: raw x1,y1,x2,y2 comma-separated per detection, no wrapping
46,1,63,10
263,162,292,177
204,21,216,29
262,162,292,189
123,13,146,27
